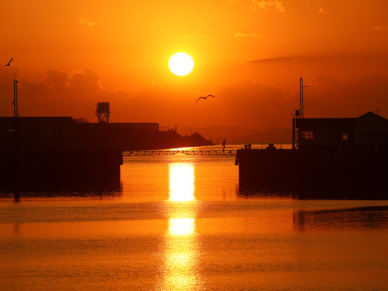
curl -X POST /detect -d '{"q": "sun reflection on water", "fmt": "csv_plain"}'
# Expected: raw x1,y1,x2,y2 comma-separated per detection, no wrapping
162,218,200,290
169,163,195,202
169,218,195,236
160,163,202,290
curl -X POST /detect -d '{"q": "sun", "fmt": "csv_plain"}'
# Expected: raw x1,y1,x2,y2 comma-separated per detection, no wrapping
169,53,194,76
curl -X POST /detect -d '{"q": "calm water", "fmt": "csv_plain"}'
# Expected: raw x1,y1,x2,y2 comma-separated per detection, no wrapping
1,145,388,290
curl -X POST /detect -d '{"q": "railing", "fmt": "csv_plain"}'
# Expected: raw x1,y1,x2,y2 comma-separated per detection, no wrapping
123,150,238,156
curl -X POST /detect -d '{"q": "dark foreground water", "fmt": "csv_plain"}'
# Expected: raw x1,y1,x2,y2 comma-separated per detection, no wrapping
1,145,388,290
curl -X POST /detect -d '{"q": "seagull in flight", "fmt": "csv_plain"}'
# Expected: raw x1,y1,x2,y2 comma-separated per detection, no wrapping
196,95,215,103
2,58,13,67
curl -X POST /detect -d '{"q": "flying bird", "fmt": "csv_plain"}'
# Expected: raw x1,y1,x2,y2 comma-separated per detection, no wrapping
196,95,215,103
2,58,13,67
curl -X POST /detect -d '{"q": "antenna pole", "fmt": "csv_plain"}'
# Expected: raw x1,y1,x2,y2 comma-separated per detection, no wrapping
14,79,18,119
13,78,20,202
300,73,308,119
14,79,19,149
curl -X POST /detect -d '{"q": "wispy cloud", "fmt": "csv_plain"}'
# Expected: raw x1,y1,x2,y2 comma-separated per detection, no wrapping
79,17,95,26
318,7,325,13
235,33,262,37
230,0,285,13
373,26,388,31
243,57,292,63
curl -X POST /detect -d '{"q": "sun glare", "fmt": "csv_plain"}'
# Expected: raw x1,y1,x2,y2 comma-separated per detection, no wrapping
169,218,195,236
169,53,194,76
169,163,195,201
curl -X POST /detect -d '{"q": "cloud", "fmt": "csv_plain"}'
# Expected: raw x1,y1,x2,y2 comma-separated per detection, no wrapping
69,67,102,94
243,57,292,63
16,67,110,117
217,79,285,106
8,65,388,129
0,66,20,112
235,33,262,37
253,0,285,12
318,7,325,13
229,0,285,13
373,26,388,31
79,17,95,26
305,73,388,118
213,79,293,127
12,68,293,128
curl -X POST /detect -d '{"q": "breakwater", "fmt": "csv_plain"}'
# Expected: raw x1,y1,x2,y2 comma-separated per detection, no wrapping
0,149,122,192
236,147,388,199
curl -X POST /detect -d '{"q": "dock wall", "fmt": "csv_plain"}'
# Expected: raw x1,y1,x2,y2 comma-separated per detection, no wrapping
236,148,388,199
0,149,122,191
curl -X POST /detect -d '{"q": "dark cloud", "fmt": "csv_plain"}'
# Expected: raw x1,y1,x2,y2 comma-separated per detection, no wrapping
16,67,110,118
4,66,388,129
0,67,21,114
306,73,388,118
69,67,102,95
214,79,293,127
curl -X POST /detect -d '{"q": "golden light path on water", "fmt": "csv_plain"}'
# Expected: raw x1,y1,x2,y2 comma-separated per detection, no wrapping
161,162,201,290
168,163,195,202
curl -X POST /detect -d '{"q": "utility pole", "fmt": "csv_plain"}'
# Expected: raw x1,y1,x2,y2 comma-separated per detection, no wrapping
293,74,307,149
299,73,308,119
14,79,19,129
14,78,19,153
13,78,20,202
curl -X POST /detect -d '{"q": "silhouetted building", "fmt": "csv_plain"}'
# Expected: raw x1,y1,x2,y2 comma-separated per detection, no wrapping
0,116,211,151
76,122,160,150
237,111,388,198
0,117,160,151
295,112,388,149
0,117,77,150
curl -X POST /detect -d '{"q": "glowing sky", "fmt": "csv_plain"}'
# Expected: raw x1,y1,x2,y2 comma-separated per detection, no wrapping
1,0,388,129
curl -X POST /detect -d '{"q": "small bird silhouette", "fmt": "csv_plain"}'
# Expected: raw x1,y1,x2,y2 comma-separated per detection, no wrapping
2,58,13,67
196,95,215,103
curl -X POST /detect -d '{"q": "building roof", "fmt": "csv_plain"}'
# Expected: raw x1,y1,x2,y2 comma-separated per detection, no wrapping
296,111,388,130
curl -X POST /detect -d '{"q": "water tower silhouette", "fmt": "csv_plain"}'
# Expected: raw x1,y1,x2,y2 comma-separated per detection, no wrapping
95,102,110,123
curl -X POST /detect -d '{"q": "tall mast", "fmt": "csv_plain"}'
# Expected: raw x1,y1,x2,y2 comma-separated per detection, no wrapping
14,79,18,119
299,73,307,118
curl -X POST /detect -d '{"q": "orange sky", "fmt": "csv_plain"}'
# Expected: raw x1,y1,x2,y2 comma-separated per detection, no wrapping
1,0,388,129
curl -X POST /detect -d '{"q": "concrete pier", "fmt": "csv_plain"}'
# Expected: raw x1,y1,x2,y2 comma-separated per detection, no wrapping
0,149,122,192
236,147,388,199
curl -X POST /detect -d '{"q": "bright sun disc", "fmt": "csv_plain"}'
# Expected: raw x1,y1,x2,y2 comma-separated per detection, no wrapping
169,53,194,76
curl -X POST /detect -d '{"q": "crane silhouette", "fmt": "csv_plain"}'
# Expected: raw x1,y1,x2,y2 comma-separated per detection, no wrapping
2,58,13,67
196,95,215,103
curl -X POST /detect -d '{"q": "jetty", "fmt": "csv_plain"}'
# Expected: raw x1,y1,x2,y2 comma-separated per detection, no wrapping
0,99,212,195
123,150,237,156
236,111,388,199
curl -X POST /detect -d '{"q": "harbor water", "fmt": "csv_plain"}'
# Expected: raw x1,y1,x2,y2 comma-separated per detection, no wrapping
1,144,388,290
